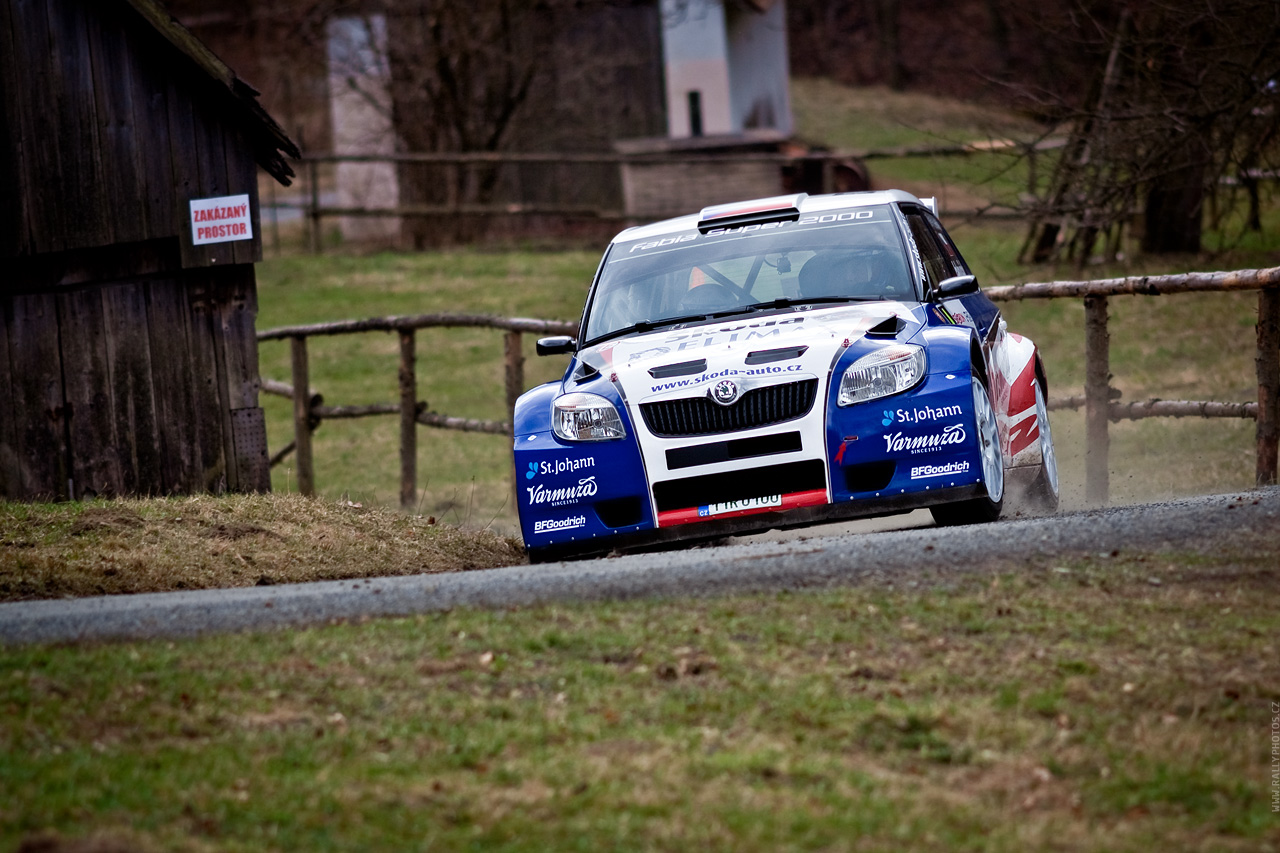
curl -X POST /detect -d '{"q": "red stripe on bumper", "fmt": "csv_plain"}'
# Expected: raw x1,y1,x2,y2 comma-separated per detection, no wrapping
657,489,829,528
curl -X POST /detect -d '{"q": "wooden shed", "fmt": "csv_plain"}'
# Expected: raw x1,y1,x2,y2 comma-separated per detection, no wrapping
0,0,298,500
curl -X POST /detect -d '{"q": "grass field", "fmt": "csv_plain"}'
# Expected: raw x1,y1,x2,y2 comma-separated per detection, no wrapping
3,531,1277,851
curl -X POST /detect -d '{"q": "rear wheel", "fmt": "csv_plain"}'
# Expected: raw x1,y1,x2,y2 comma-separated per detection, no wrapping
930,373,1004,526
1024,373,1060,513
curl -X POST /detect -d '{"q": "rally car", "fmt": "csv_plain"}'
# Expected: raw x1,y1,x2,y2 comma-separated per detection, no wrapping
514,190,1058,562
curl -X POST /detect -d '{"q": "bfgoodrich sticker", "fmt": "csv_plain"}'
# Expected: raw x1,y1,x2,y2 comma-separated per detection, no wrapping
910,460,971,479
533,514,587,534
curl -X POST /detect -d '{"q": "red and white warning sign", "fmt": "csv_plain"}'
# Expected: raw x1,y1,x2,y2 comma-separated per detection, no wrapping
190,194,253,245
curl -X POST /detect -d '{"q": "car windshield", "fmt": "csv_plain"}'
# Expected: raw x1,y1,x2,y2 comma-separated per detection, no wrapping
582,204,917,345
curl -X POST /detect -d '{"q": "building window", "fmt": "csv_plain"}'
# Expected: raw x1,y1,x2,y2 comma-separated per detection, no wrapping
687,91,703,137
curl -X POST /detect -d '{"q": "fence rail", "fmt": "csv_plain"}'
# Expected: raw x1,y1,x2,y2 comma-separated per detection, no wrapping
259,315,574,508
258,268,1279,510
281,142,1053,251
987,266,1280,500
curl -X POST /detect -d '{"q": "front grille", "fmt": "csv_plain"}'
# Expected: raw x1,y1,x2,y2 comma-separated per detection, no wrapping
641,378,819,437
666,432,802,470
652,460,827,513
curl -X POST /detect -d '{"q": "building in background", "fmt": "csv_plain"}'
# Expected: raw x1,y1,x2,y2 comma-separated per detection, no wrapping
170,0,796,246
622,0,795,219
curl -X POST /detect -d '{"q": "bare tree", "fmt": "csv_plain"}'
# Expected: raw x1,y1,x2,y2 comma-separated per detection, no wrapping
1017,0,1280,262
373,0,664,245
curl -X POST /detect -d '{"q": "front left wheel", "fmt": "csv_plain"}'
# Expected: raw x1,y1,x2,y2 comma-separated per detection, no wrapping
930,372,1004,526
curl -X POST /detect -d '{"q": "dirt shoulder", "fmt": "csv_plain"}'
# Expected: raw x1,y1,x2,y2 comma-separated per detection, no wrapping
0,494,526,602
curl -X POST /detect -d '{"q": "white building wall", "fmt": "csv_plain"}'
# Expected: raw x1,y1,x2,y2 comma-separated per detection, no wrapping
725,0,792,135
661,0,733,138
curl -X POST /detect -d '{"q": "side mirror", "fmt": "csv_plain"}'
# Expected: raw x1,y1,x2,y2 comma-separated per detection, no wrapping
536,336,577,356
937,274,978,297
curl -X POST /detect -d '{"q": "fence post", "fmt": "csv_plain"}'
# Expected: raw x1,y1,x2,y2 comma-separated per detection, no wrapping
1084,295,1110,504
504,330,524,431
399,330,417,511
1257,286,1280,485
504,330,524,504
290,335,315,496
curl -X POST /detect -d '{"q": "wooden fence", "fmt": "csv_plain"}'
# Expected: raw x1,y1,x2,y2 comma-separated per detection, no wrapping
258,267,1279,509
258,314,575,509
986,267,1280,501
278,142,1051,252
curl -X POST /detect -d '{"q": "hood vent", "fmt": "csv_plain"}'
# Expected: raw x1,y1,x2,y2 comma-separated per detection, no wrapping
572,361,601,384
745,345,808,365
648,359,707,379
865,316,907,338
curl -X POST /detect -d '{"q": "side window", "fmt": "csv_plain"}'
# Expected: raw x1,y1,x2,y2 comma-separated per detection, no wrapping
904,213,954,293
924,212,972,277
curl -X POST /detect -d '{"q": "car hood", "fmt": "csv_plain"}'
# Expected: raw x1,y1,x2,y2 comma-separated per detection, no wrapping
577,302,923,405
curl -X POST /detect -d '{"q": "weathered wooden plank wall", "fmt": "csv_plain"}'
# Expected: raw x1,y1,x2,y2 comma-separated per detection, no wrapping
102,282,164,494
5,295,69,498
0,0,279,500
86,3,150,244
180,273,235,493
3,0,266,259
51,0,111,249
0,304,18,497
10,0,67,254
58,287,123,496
144,278,205,492
0,269,266,499
0,0,29,259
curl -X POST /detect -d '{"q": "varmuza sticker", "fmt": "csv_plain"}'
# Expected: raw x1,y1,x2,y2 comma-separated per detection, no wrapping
882,424,967,455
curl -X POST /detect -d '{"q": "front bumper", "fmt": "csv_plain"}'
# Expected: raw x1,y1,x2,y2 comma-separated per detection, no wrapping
517,367,991,560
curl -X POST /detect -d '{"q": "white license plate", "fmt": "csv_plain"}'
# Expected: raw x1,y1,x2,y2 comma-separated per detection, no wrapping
697,494,783,517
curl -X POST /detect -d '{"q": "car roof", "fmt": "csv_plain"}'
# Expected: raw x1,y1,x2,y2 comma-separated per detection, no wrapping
611,190,927,244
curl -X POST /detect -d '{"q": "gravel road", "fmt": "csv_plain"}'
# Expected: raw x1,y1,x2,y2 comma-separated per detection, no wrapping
2,488,1276,646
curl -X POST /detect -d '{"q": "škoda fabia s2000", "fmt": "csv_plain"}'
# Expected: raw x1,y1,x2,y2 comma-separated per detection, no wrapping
515,191,1058,562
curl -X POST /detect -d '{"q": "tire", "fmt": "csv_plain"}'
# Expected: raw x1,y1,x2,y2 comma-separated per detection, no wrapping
930,373,1004,526
1024,373,1060,513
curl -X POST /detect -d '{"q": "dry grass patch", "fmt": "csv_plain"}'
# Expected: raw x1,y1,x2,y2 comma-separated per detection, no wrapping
0,493,525,601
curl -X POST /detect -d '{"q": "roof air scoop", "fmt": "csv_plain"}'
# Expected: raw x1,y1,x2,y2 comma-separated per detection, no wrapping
697,193,808,234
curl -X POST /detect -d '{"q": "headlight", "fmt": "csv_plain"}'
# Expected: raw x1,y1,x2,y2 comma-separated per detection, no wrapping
838,344,926,406
552,392,626,441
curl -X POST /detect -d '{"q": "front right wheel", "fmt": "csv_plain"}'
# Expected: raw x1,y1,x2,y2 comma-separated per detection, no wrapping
1023,372,1060,513
930,372,1004,526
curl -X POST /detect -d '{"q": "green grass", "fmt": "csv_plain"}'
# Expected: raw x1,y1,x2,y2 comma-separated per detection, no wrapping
4,539,1277,851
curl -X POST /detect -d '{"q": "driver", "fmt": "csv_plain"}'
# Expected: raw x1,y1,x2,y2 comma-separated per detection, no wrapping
679,266,739,313
797,251,894,299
